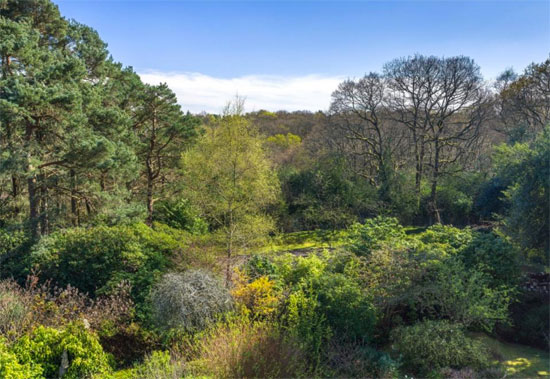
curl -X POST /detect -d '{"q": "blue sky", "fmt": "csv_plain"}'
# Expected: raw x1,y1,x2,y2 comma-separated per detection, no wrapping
56,0,550,113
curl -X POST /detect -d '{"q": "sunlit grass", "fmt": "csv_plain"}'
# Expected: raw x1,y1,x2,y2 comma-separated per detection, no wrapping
473,334,550,378
262,229,351,253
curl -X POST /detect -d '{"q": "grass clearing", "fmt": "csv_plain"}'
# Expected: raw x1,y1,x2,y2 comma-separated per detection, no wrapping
262,229,351,253
473,334,549,378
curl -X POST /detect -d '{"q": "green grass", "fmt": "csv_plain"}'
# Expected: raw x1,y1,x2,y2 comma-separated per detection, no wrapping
473,334,550,378
262,229,351,253
263,226,426,254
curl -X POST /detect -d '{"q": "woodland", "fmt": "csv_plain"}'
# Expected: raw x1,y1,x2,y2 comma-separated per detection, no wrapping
0,1,549,378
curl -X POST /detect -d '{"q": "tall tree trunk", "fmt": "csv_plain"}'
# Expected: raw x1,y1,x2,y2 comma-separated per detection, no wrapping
11,175,20,216
145,110,157,227
429,141,441,224
226,231,233,288
413,131,425,209
27,175,39,240
225,210,234,287
70,169,79,226
40,177,49,235
26,124,40,240
146,171,154,227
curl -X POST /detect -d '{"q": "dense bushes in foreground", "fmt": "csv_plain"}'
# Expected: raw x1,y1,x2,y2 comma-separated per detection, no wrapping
0,218,542,377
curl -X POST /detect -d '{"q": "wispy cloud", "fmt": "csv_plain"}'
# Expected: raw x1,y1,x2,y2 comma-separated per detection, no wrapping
138,71,344,114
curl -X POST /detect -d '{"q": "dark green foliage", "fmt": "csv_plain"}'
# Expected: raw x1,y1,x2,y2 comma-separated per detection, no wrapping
278,157,376,231
30,223,181,320
460,231,521,288
497,291,550,350
494,127,550,260
391,320,490,375
153,198,208,234
316,273,376,341
425,173,485,226
474,177,508,220
244,254,278,280
416,258,512,332
326,342,400,378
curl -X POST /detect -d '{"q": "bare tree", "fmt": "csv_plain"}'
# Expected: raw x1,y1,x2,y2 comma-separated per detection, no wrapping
329,73,408,189
385,55,489,223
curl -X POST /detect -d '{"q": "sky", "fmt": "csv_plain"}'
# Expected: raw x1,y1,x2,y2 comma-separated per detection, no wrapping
56,0,550,113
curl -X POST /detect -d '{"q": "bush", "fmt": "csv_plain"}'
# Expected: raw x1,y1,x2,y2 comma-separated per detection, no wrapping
31,223,181,320
460,231,521,288
494,127,550,259
13,322,112,379
419,224,472,253
391,320,490,375
151,270,232,332
350,216,406,256
128,351,184,379
416,258,512,332
0,228,31,280
0,280,32,343
98,322,158,368
274,253,327,287
316,273,376,341
231,270,280,320
0,338,37,379
361,246,422,331
189,319,306,378
283,288,331,372
278,158,373,231
0,276,133,347
244,254,278,280
326,341,400,378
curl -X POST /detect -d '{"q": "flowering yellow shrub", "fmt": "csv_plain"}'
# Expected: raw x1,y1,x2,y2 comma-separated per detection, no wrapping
231,270,280,319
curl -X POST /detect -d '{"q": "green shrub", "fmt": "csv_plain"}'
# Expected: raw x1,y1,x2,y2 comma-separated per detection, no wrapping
151,270,232,332
460,231,521,288
316,273,376,341
416,258,512,332
391,320,490,374
244,254,278,280
0,228,31,280
418,224,472,253
31,223,181,320
13,322,112,379
0,338,37,379
274,253,327,287
0,229,27,257
350,216,406,256
283,288,331,372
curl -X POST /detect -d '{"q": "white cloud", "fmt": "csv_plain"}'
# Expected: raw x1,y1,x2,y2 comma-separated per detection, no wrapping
138,71,344,114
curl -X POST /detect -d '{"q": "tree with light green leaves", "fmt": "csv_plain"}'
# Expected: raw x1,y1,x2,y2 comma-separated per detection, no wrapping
182,99,280,284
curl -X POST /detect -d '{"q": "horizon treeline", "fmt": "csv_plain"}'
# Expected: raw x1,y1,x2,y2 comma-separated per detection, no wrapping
0,0,548,256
